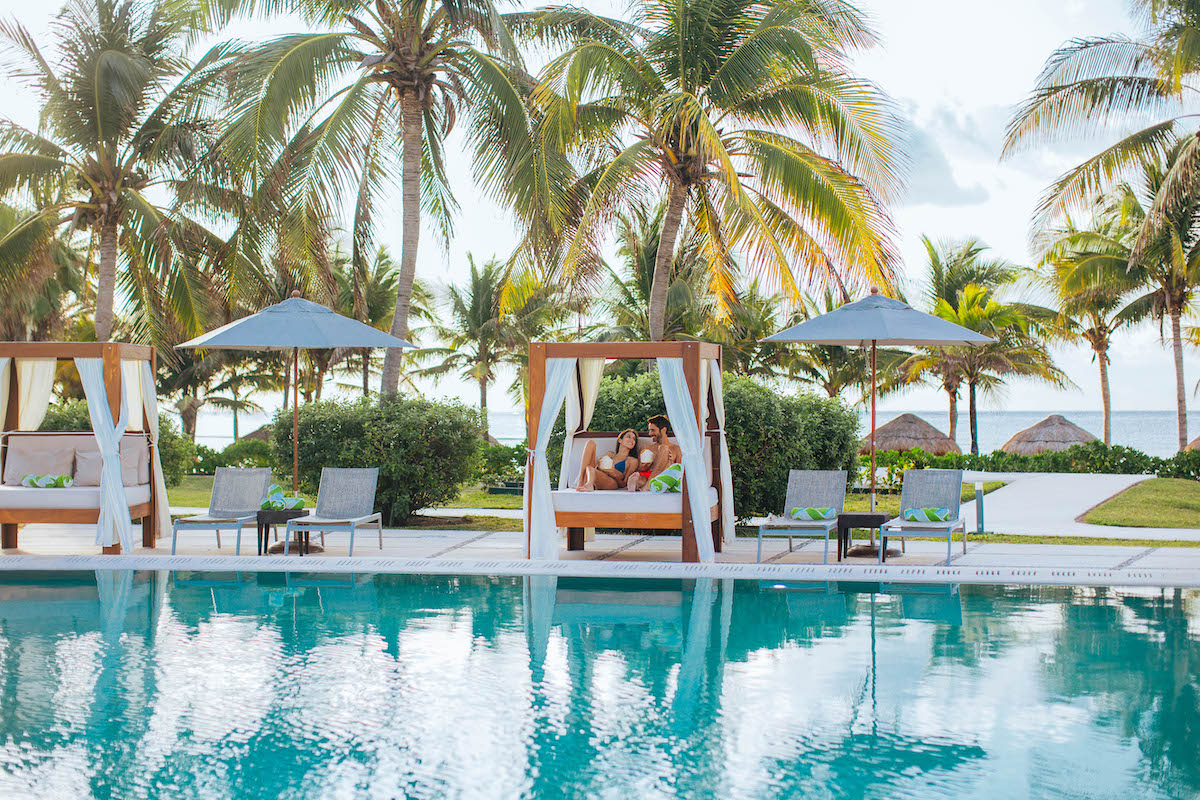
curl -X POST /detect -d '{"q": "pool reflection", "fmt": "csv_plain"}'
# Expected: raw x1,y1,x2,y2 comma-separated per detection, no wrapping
0,571,1194,799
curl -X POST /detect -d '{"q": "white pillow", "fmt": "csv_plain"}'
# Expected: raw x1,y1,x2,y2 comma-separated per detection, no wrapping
3,445,74,486
121,437,150,485
117,439,141,486
74,451,102,486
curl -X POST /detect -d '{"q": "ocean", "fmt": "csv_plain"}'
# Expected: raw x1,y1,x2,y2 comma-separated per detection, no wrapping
191,406,1196,458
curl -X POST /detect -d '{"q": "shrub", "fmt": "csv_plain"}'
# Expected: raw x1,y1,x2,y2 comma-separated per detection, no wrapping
866,440,1175,478
476,442,526,484
1158,449,1200,480
273,396,480,524
192,444,223,475
220,437,272,468
38,398,193,487
577,372,859,519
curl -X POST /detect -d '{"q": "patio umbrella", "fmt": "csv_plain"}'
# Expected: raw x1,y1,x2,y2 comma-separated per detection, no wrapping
177,291,414,493
763,287,993,510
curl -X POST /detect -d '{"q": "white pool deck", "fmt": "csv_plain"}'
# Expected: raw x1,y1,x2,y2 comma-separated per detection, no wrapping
3,520,1200,587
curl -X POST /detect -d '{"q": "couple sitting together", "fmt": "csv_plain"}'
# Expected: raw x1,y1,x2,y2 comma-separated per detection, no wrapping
576,415,681,492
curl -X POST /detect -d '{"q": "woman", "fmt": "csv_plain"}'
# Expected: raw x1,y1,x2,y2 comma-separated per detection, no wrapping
576,429,641,491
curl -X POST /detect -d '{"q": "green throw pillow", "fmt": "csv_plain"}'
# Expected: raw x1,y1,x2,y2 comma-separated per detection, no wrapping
902,507,952,522
790,506,837,520
649,463,683,493
262,484,306,510
21,474,73,488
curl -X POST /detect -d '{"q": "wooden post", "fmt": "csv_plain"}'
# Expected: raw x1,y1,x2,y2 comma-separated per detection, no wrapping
1,360,17,549
101,344,122,554
705,348,722,554
526,343,546,558
142,349,157,548
292,346,300,493
567,527,585,551
680,343,701,563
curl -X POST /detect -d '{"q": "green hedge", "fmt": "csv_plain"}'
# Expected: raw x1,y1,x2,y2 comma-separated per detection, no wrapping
555,372,859,519
869,440,1200,480
38,398,194,487
272,396,481,524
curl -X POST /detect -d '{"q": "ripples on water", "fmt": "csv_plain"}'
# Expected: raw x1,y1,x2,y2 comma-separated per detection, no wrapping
0,572,1196,799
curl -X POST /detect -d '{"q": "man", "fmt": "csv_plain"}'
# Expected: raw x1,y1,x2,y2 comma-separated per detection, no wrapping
628,414,681,491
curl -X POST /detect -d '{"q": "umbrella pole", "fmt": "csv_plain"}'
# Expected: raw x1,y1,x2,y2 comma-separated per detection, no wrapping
870,340,877,522
292,346,299,494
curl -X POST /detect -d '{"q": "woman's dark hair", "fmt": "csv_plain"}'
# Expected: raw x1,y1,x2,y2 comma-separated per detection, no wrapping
615,428,638,455
647,414,670,433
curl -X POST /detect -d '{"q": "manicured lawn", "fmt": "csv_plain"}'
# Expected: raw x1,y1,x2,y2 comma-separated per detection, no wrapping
167,474,314,509
402,514,523,532
443,488,523,509
841,482,1005,516
1084,478,1200,528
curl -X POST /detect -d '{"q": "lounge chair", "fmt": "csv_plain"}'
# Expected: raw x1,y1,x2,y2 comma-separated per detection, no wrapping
284,467,382,556
756,470,847,563
880,468,967,565
171,467,272,555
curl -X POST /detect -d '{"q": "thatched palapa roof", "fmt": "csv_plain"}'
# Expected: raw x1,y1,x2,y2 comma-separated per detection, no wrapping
1188,434,1200,451
1001,414,1097,456
859,413,961,456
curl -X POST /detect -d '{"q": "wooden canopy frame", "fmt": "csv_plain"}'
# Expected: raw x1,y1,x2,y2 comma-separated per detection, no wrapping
527,341,725,563
0,342,158,554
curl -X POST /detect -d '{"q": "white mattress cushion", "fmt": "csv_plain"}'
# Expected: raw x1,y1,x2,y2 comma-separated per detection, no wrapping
0,484,151,509
551,486,718,514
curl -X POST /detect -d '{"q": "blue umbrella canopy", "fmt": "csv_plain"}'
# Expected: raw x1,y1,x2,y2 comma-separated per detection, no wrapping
177,295,414,351
764,291,994,347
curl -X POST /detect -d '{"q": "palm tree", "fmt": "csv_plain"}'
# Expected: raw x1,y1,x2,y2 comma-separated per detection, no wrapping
0,0,232,342
1004,1,1200,266
909,285,1068,455
1036,214,1151,444
413,256,517,436
204,0,528,397
520,0,903,341
335,246,399,396
0,203,86,341
207,358,277,440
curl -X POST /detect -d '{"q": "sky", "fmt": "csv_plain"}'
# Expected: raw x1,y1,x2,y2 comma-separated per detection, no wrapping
1,0,1196,421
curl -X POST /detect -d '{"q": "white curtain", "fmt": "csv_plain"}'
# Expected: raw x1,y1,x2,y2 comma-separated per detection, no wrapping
557,370,581,490
556,357,606,489
95,569,133,643
122,361,144,431
139,361,171,538
75,358,132,552
16,358,55,431
657,358,715,562
525,357,577,559
0,357,9,433
579,358,604,428
708,361,736,544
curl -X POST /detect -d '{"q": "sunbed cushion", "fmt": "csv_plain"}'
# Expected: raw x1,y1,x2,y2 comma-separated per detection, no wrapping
0,484,151,509
3,444,74,486
551,486,718,514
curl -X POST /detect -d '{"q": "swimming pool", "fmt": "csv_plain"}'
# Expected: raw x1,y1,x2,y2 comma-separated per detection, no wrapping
0,571,1195,798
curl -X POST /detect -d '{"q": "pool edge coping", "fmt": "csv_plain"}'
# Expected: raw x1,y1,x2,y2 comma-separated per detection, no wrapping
1,554,1198,588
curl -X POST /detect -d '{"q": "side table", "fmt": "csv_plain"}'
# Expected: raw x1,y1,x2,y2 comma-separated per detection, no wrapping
836,512,890,560
257,509,311,555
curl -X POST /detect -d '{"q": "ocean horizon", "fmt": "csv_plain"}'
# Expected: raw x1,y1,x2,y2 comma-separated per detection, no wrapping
191,406,1198,458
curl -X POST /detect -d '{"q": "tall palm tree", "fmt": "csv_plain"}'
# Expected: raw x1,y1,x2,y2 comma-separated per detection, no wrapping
909,285,1068,455
204,0,528,396
413,256,517,436
207,358,277,440
702,280,786,378
0,0,232,341
1036,214,1151,444
335,246,399,395
1003,0,1200,267
0,203,86,341
518,0,903,341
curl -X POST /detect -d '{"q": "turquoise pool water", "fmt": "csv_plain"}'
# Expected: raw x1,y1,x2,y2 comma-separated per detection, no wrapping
0,572,1196,799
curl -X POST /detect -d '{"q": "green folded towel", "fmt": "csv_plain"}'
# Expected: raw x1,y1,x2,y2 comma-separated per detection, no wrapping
261,484,305,510
649,463,683,493
902,507,952,522
21,474,73,488
790,506,836,520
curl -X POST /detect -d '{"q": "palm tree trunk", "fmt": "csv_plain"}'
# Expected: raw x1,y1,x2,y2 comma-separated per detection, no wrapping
648,182,687,341
479,375,489,438
947,388,958,441
1097,345,1111,445
362,350,370,397
380,92,424,396
968,380,979,455
233,407,240,441
1171,307,1187,450
180,394,199,441
94,216,119,341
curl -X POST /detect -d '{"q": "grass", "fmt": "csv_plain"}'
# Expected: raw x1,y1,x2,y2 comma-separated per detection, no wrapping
443,489,523,509
167,474,314,509
400,514,523,532
1083,478,1200,529
841,482,1005,516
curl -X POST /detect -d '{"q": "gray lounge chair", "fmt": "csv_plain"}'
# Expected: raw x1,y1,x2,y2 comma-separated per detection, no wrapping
880,468,967,565
757,470,847,563
171,467,272,555
284,467,383,556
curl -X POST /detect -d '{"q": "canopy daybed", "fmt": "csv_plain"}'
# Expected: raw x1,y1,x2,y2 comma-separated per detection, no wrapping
0,342,169,554
524,341,735,563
